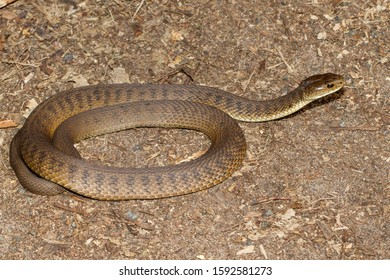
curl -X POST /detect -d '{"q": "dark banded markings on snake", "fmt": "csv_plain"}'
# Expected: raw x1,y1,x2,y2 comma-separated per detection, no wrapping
155,174,164,186
108,175,119,186
114,88,122,102
94,172,105,185
126,175,135,187
141,175,151,186
81,169,91,185
101,87,111,105
86,90,94,107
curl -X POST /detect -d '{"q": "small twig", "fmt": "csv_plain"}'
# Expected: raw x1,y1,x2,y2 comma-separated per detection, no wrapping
317,220,335,240
221,222,242,233
1,60,40,67
309,197,335,207
53,202,88,216
133,0,146,19
267,62,284,70
328,125,382,131
157,67,194,84
242,69,256,92
111,209,154,232
276,48,293,72
0,145,9,174
251,196,291,205
106,8,115,22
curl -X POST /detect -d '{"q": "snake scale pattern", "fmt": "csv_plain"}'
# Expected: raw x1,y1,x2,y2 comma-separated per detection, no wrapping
10,73,344,200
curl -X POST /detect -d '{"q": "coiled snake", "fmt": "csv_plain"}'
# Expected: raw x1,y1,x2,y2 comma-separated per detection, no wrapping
10,73,344,200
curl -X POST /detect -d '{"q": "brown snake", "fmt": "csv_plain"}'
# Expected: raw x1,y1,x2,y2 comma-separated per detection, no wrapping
10,73,344,200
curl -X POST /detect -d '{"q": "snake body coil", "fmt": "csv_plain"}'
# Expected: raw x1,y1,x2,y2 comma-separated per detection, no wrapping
10,73,344,200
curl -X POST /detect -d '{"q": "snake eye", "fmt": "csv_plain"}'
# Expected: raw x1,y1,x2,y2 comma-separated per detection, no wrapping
327,83,334,88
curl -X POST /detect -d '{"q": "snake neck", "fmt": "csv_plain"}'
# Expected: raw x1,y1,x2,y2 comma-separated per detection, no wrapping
220,87,308,122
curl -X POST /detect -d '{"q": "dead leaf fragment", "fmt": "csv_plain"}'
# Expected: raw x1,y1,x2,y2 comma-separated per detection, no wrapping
131,23,143,37
0,119,18,128
259,244,268,259
317,221,334,240
69,75,90,87
0,10,17,19
23,98,38,118
171,30,184,41
110,67,130,84
236,245,255,255
0,0,17,9
281,208,295,220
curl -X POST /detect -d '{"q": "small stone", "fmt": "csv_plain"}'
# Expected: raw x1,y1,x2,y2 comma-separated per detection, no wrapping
317,31,327,40
125,211,138,221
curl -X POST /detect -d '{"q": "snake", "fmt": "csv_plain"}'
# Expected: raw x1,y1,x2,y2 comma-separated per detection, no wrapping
9,73,344,200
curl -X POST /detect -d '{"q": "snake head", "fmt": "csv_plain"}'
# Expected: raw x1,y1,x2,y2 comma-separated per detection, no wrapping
300,73,345,101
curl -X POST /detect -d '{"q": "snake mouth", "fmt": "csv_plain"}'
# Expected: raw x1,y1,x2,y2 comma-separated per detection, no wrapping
320,86,342,98
313,89,342,100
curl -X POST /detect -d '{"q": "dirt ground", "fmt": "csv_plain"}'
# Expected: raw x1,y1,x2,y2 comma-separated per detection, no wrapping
0,0,389,260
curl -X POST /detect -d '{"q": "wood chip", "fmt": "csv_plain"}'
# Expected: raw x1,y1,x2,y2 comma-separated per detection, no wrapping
0,119,17,128
259,244,268,259
317,221,334,240
110,67,130,84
